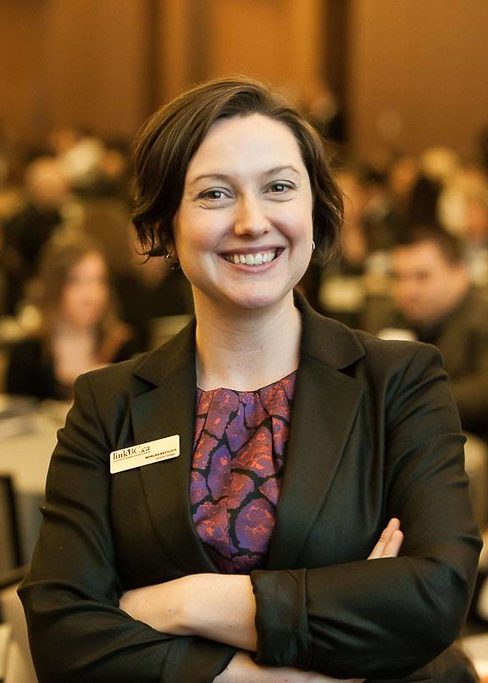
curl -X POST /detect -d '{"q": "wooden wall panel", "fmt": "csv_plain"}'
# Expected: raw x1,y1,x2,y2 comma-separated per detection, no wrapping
348,0,488,157
0,1,45,142
156,0,196,103
42,0,149,138
204,0,323,97
5,0,486,157
155,0,325,105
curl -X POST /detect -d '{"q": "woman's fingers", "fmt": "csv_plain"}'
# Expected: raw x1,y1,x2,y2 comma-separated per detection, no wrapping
383,527,404,558
368,518,403,560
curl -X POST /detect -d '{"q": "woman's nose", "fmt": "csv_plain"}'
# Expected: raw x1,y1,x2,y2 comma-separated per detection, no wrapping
233,195,270,236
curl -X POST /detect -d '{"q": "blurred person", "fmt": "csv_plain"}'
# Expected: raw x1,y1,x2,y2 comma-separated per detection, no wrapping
0,220,6,314
6,232,136,401
50,127,131,201
464,186,488,288
115,242,193,352
387,155,419,210
18,77,480,683
386,154,419,232
48,126,83,157
439,165,488,286
465,186,488,247
371,225,488,635
420,147,459,187
317,161,415,328
335,168,369,269
49,126,104,193
95,141,132,200
79,195,133,277
310,168,369,327
361,165,406,250
405,174,442,227
300,79,346,145
2,156,70,313
404,148,460,228
439,163,488,236
370,225,488,441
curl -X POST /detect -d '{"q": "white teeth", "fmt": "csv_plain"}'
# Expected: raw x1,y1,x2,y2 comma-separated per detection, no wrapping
225,250,277,266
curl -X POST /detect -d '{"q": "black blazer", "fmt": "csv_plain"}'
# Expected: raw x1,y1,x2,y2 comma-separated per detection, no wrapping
19,296,481,683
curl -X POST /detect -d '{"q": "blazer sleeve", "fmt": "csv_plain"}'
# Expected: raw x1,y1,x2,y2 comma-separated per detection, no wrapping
250,344,482,679
18,373,235,683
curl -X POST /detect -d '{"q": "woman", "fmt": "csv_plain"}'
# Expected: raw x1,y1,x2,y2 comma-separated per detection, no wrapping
6,231,136,400
20,78,480,682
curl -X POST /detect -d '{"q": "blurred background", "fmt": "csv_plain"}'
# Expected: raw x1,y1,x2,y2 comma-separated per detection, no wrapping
1,0,487,156
1,1,488,677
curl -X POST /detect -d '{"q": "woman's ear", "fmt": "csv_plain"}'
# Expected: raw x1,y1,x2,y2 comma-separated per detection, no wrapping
162,235,179,268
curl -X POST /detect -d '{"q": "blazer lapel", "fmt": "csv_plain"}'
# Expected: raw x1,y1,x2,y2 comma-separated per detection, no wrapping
268,297,365,568
130,321,217,574
127,296,366,574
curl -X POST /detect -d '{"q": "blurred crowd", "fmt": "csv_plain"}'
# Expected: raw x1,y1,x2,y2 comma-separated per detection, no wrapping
0,126,194,401
1,124,488,628
1,123,488,414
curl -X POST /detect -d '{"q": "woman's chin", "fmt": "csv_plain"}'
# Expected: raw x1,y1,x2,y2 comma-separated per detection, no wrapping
221,287,292,313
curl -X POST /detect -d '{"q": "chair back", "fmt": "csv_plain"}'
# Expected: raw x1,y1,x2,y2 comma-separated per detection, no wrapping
0,474,22,573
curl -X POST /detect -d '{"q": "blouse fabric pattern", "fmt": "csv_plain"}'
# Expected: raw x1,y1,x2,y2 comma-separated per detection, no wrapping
190,372,297,573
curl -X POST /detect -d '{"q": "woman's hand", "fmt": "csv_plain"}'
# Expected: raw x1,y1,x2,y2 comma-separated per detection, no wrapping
368,517,403,560
213,650,364,683
212,522,402,682
120,518,403,650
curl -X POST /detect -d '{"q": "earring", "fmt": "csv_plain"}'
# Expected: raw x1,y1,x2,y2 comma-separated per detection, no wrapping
165,251,180,270
312,240,316,252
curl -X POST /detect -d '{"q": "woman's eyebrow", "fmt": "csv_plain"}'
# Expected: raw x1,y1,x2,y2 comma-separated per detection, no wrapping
188,165,302,187
188,173,231,187
264,165,302,177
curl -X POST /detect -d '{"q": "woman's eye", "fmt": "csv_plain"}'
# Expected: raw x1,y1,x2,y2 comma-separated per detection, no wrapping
199,188,229,201
268,181,293,194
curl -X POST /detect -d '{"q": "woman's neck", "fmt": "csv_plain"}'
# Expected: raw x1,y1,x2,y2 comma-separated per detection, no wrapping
54,319,93,336
194,292,301,391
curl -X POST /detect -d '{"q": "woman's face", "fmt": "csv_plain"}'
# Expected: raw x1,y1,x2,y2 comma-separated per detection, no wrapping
59,252,110,328
172,113,314,313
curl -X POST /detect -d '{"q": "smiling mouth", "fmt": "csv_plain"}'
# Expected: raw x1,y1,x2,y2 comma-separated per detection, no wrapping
222,249,281,266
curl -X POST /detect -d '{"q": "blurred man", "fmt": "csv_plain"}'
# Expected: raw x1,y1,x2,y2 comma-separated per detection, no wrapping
3,156,69,311
373,225,488,441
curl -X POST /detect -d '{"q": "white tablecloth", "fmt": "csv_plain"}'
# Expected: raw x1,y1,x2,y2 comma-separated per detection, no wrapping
0,404,69,562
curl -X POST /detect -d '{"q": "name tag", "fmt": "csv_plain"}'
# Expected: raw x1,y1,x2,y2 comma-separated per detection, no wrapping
110,435,180,474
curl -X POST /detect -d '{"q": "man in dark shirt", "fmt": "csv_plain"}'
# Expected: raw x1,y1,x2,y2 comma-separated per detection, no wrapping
368,225,488,442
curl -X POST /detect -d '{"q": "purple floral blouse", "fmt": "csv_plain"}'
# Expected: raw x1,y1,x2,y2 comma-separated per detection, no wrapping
190,372,297,573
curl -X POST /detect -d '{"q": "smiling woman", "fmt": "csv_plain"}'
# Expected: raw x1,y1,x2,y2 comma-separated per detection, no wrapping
19,77,481,683
172,113,315,352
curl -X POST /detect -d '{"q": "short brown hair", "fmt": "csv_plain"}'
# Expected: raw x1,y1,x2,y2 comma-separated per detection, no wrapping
132,76,343,263
394,225,465,265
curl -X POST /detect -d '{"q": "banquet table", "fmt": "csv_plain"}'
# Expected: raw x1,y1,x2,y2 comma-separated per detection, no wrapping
0,401,69,562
